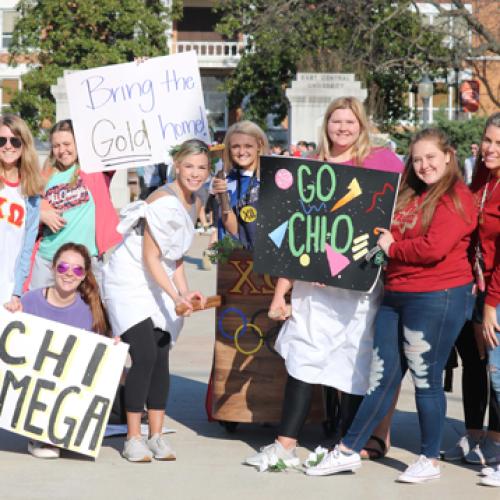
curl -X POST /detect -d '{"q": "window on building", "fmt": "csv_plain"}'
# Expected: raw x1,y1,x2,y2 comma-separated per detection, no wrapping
177,7,221,32
2,10,18,49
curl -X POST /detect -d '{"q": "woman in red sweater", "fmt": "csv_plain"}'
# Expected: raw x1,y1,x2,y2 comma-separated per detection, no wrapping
469,112,500,485
305,128,477,483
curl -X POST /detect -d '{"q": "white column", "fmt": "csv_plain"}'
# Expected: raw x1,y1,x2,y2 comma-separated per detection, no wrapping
448,85,453,120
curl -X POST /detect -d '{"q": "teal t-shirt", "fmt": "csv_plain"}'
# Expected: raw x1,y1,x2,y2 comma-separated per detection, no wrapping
39,165,98,260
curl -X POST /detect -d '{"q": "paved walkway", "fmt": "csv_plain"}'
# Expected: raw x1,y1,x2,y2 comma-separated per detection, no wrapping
1,234,497,500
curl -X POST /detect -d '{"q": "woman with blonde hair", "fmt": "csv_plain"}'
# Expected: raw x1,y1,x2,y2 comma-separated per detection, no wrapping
212,120,269,249
102,139,209,463
0,114,44,311
245,97,403,472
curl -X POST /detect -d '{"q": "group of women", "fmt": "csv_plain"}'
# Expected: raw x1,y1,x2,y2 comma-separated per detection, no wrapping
1,115,207,462
1,96,499,486
223,100,499,487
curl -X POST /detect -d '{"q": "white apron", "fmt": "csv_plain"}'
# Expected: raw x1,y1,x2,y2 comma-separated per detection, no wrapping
275,280,383,395
102,194,194,344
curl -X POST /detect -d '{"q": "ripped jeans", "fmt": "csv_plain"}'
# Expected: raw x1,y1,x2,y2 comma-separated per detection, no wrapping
487,304,500,406
343,283,473,458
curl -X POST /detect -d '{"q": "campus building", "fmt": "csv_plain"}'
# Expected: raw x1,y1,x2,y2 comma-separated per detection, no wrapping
0,1,497,127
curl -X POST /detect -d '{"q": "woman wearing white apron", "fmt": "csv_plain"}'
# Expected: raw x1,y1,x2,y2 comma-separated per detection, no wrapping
102,139,209,463
245,97,403,471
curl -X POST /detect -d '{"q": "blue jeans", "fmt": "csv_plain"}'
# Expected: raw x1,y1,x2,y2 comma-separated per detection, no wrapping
487,305,500,405
343,283,473,458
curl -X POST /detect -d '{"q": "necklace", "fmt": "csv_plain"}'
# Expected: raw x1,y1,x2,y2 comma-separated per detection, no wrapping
479,176,500,225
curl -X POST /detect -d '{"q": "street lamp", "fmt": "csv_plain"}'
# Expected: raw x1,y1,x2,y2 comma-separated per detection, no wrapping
418,74,434,126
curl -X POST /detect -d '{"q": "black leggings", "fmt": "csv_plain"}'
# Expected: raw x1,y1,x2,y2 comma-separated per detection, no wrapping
455,321,500,431
121,318,171,413
278,374,363,443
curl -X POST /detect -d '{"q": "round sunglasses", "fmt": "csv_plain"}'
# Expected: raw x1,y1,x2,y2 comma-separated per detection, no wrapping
55,261,85,278
0,136,22,149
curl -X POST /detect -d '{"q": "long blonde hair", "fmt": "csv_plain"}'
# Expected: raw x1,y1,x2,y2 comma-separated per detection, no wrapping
396,128,465,232
222,120,269,175
317,97,372,166
0,114,44,196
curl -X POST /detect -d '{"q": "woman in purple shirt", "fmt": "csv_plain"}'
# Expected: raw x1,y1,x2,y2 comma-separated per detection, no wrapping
6,241,109,459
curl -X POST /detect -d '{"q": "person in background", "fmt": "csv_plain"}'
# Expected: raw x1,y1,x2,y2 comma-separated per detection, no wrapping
0,114,43,311
5,242,111,459
464,143,479,186
309,128,476,483
271,143,283,155
137,163,167,200
244,96,403,472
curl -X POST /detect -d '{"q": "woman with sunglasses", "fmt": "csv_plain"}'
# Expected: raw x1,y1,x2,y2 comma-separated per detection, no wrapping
102,139,209,463
30,119,121,289
10,242,110,458
0,114,44,312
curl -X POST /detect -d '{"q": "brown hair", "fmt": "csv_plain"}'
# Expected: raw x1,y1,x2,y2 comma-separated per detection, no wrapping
470,112,500,191
222,120,269,175
48,119,80,186
0,114,44,196
52,242,110,336
396,128,465,232
317,97,372,166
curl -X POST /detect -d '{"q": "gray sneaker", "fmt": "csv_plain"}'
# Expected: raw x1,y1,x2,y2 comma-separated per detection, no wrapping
465,437,500,465
245,441,300,472
443,435,478,461
147,433,176,461
122,436,153,463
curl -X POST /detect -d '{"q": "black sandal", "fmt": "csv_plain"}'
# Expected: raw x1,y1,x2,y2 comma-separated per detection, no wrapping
362,435,387,460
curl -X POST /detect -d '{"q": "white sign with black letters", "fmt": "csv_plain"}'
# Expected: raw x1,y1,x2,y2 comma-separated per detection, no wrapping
0,309,128,458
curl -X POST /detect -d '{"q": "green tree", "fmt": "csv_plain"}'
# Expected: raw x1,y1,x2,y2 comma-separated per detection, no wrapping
9,0,177,134
215,0,449,129
393,112,487,164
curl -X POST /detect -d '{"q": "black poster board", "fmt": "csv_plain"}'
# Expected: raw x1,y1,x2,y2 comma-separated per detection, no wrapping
253,156,401,292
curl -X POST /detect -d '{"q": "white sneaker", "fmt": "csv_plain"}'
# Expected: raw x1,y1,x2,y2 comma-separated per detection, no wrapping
481,465,500,487
147,433,176,461
397,455,440,483
443,434,477,461
245,441,300,472
480,466,496,476
28,440,60,459
305,445,361,476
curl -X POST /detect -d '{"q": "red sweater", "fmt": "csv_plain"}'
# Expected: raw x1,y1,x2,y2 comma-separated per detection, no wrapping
385,182,477,292
471,174,500,307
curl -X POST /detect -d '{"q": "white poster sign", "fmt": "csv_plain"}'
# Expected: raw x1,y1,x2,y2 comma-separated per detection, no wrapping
65,51,210,173
0,309,128,458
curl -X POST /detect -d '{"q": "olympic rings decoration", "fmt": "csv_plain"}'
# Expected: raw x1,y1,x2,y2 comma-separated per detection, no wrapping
233,323,263,356
218,307,247,340
218,307,285,356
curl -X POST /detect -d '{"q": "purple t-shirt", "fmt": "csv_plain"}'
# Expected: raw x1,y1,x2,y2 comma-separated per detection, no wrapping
21,288,93,332
339,147,404,173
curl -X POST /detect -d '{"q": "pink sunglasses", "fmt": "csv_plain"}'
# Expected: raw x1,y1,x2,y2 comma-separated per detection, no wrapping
56,261,85,278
